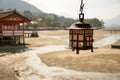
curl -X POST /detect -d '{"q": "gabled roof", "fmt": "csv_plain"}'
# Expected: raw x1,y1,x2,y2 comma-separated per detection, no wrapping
0,11,14,19
0,10,30,22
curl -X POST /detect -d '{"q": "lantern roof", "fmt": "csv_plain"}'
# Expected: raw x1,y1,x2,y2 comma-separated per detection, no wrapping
69,0,93,30
69,21,93,29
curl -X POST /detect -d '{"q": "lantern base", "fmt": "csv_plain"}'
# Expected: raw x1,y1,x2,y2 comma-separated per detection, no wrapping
76,49,79,54
72,47,93,54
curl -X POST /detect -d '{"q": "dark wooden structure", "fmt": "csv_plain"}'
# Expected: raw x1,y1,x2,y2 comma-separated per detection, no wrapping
0,10,30,45
69,0,94,54
111,40,120,49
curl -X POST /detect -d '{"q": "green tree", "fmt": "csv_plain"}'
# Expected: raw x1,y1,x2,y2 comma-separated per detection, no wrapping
23,10,33,20
84,18,104,28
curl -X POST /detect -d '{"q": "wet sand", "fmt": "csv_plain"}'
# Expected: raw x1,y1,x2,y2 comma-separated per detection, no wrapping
40,48,120,73
0,29,120,80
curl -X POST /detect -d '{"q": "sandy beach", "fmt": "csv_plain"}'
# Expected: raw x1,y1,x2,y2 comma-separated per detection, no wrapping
0,29,120,80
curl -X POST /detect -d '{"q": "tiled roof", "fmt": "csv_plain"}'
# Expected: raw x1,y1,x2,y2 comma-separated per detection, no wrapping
0,10,30,22
0,10,14,19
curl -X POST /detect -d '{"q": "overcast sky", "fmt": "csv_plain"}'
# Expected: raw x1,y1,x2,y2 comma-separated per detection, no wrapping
22,0,120,21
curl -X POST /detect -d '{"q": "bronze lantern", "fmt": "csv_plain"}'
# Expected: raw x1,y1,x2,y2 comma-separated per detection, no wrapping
69,0,94,54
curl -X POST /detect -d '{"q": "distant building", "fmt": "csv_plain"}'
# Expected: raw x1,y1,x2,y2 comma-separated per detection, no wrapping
0,10,30,45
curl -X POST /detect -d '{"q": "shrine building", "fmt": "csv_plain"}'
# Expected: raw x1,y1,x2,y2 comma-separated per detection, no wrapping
0,10,30,45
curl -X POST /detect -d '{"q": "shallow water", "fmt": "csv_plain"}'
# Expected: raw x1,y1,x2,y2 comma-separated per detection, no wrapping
15,34,120,80
14,45,120,80
93,34,120,47
42,34,120,47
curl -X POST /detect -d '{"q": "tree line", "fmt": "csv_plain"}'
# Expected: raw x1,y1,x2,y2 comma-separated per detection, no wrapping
0,9,104,29
23,11,74,29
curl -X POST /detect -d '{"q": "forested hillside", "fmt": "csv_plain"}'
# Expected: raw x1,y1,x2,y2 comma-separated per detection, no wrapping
23,10,104,29
0,0,104,29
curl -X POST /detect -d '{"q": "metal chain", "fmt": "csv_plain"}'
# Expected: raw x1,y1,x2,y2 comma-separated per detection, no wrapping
79,0,85,22
80,0,84,14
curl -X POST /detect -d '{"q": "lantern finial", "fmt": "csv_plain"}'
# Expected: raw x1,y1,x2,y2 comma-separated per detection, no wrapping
79,0,85,22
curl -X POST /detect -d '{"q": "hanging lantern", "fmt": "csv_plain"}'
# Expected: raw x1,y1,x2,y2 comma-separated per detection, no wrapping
69,0,94,54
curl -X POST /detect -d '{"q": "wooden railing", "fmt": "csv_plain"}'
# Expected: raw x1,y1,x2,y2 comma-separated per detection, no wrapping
2,31,23,36
14,31,23,35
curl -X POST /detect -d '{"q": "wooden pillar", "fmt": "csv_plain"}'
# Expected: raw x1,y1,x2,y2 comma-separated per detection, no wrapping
69,30,71,48
0,23,2,33
23,23,25,44
12,13,15,45
71,29,74,51
18,36,20,44
1,37,3,44
0,23,3,44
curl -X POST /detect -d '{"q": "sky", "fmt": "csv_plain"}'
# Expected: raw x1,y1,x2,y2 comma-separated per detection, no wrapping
22,0,120,21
